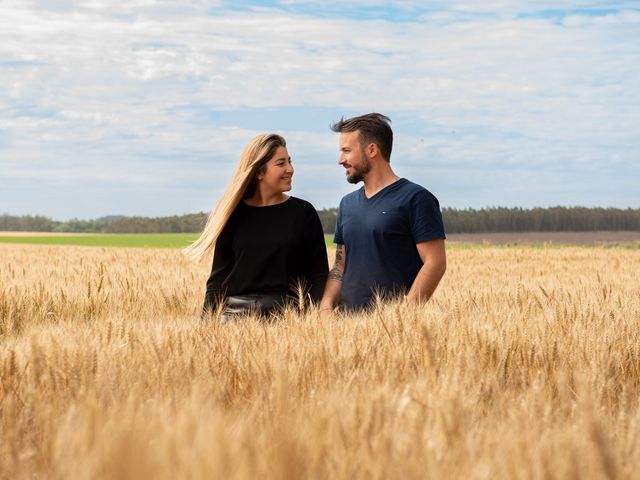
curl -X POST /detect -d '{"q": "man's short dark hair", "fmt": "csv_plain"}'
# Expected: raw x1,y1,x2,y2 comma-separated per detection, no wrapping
330,113,393,162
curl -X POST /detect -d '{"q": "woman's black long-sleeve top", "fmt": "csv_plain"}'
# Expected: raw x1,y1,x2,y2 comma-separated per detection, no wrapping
203,197,329,313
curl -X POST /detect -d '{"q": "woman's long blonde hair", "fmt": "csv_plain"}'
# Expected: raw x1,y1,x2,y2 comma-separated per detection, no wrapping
183,133,287,263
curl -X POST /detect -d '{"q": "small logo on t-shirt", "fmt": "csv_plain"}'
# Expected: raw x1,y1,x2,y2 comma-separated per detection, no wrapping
382,211,387,214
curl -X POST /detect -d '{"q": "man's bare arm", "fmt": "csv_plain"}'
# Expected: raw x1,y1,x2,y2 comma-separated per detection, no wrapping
406,239,446,303
319,244,345,317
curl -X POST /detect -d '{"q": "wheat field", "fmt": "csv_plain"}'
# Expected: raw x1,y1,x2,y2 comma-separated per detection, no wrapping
1,243,639,479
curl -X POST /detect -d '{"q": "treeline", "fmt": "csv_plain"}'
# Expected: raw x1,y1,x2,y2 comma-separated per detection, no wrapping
317,208,338,234
101,214,206,233
441,207,640,233
1,207,639,234
0,214,207,234
317,207,640,234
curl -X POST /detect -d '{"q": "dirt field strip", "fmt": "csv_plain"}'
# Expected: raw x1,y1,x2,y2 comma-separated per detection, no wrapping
446,231,640,245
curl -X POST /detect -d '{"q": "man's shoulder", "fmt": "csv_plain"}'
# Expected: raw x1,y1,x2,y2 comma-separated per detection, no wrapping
338,188,363,206
340,188,362,201
397,179,439,202
398,178,429,194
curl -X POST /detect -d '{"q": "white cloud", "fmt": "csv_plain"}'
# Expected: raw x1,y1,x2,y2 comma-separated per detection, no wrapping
1,1,639,217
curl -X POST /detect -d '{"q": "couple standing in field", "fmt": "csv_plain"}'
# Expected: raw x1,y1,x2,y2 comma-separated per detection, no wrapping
184,113,447,322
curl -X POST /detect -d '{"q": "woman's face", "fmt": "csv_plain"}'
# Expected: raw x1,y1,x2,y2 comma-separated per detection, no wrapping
258,146,294,194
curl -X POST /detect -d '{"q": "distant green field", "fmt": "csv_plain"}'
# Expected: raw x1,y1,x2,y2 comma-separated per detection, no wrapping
2,233,635,249
0,233,199,249
0,233,337,249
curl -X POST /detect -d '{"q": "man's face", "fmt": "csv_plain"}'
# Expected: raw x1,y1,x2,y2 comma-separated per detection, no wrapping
338,130,371,184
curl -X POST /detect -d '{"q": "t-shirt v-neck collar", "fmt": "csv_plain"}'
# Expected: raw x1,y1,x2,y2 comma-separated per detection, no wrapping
361,178,406,201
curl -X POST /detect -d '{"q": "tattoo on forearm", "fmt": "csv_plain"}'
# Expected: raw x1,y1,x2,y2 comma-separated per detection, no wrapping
328,269,343,282
329,245,344,282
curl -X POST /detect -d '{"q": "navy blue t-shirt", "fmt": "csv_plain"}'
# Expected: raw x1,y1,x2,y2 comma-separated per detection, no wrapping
334,178,445,310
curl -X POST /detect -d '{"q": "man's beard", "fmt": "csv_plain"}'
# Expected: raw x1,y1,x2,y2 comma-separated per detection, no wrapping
346,155,371,184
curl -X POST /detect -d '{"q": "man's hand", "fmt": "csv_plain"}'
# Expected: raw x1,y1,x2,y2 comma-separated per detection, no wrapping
319,244,345,318
406,239,446,303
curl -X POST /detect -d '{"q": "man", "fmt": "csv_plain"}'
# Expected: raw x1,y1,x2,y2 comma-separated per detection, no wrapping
319,113,446,315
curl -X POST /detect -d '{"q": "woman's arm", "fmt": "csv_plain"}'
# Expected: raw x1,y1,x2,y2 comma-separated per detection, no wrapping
304,209,329,302
202,230,234,318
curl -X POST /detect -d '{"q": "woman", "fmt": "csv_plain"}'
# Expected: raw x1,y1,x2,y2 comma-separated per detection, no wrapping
184,134,328,322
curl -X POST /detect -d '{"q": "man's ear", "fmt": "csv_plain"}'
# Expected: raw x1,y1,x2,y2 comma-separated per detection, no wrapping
367,143,378,159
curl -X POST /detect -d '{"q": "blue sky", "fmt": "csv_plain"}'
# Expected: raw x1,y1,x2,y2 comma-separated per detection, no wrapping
1,0,639,219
